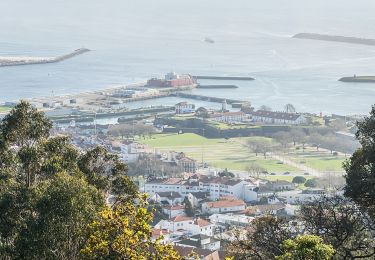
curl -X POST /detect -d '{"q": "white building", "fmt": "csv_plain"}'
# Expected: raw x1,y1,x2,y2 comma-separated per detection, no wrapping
162,205,186,218
187,192,210,208
175,102,195,114
175,234,220,251
251,110,307,125
121,143,140,163
209,213,254,227
210,111,249,123
277,188,327,204
156,217,214,237
201,199,246,214
145,176,258,202
151,191,184,205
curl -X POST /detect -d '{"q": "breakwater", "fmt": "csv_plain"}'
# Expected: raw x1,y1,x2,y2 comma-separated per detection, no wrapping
196,84,238,89
193,75,254,80
0,48,90,67
339,76,375,83
173,92,248,106
293,33,375,46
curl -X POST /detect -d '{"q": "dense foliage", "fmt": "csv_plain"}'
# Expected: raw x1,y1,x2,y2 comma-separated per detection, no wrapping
0,101,177,259
344,105,375,219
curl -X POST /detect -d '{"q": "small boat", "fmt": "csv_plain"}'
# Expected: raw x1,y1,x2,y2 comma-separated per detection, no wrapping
204,37,215,44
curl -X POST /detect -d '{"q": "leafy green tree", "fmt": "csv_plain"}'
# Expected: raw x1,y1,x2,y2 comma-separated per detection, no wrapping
0,100,52,187
292,176,306,184
304,178,318,188
300,196,375,259
276,235,335,260
80,195,180,260
15,173,104,259
229,216,293,259
344,105,375,219
0,101,138,259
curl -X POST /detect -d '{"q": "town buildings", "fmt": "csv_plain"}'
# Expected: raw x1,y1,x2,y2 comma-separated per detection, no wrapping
145,176,258,202
250,110,307,125
201,199,246,214
175,102,195,114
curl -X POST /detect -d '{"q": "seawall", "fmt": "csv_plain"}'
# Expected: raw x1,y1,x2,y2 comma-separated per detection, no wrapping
0,48,90,67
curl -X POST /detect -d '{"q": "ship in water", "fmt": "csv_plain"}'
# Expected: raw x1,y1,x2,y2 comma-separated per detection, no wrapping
147,72,197,88
204,37,215,44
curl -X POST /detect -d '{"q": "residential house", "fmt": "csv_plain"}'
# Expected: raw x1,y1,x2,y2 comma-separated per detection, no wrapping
201,199,246,214
277,188,327,204
152,191,184,205
162,204,186,218
156,217,214,237
178,156,197,173
151,228,171,244
175,234,220,251
187,192,210,208
208,213,254,227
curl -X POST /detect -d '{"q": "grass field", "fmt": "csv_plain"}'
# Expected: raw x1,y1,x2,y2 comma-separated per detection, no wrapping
140,133,299,173
0,106,11,112
286,147,346,172
140,133,347,174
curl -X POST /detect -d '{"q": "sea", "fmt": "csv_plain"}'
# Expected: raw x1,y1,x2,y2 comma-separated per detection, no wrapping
1,0,375,115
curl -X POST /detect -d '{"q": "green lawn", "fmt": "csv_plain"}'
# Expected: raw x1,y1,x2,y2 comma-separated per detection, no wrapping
140,133,299,173
286,147,346,172
0,106,11,112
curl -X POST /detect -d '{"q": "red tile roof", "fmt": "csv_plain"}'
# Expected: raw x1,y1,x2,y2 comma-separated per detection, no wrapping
205,199,246,209
194,218,212,227
169,216,193,222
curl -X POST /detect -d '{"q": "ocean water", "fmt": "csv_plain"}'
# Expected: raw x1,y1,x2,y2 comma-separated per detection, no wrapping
0,0,375,115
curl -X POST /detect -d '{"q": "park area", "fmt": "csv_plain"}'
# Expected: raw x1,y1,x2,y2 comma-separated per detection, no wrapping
139,133,346,177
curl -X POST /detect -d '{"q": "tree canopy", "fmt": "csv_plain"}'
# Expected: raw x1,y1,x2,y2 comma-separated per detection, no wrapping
276,235,334,260
344,105,375,219
0,101,177,259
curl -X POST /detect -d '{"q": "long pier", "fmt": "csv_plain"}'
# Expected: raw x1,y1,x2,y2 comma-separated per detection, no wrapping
0,48,90,67
193,75,255,81
172,92,249,106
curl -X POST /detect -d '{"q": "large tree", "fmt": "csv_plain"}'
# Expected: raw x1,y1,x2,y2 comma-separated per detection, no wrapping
80,195,180,260
344,105,375,219
300,196,375,259
0,101,140,259
276,235,334,260
229,216,294,259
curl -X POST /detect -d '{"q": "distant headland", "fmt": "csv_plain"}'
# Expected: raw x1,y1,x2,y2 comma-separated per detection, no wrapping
293,33,375,46
339,76,375,83
0,48,90,67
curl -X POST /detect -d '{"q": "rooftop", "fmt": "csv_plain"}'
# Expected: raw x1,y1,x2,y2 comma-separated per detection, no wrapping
252,110,302,121
204,199,246,209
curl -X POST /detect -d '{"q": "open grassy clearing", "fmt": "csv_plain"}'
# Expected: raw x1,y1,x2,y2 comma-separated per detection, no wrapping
284,146,346,172
0,106,11,112
140,133,299,173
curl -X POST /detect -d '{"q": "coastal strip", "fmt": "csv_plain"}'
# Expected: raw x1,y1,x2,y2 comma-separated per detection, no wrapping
193,75,254,81
0,48,90,67
293,33,375,46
